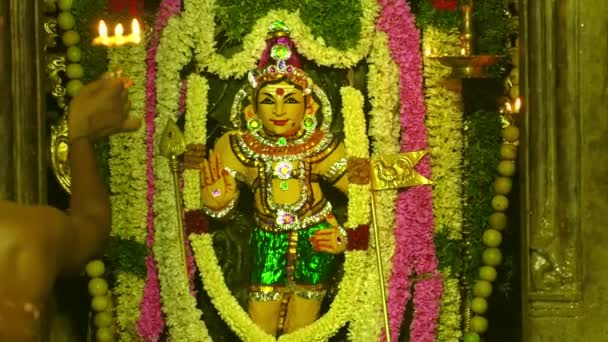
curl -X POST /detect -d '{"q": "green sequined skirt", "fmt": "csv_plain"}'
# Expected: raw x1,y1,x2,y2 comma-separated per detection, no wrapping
250,221,336,286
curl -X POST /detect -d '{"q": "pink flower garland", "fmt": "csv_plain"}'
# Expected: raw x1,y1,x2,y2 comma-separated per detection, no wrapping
136,0,183,340
377,1,443,341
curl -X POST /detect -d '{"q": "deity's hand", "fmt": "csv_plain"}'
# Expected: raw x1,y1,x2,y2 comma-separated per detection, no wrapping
68,71,140,141
309,222,347,255
200,150,237,210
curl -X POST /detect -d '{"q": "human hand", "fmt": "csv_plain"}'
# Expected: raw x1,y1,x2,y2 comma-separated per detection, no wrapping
201,150,237,210
309,225,347,254
68,72,141,141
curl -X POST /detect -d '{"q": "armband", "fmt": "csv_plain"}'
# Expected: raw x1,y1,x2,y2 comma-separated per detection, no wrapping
322,157,348,184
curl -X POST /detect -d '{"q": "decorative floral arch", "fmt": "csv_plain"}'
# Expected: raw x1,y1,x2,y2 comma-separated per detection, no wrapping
109,0,443,340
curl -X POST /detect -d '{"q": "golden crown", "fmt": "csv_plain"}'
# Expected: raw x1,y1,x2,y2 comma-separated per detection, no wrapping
248,21,313,94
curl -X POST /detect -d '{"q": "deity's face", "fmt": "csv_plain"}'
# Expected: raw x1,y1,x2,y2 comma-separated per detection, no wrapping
256,80,307,137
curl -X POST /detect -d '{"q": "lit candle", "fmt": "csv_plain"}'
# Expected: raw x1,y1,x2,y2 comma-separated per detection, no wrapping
92,20,110,45
115,23,125,45
92,19,142,47
131,19,141,44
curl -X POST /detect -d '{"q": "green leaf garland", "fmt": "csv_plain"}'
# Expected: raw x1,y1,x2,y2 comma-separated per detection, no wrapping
215,0,362,49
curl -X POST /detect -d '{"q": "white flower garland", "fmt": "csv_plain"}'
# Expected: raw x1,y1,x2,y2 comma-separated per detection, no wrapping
182,0,379,80
107,45,147,339
422,26,464,342
154,16,211,341
347,30,400,340
183,74,209,211
423,27,463,239
340,86,371,227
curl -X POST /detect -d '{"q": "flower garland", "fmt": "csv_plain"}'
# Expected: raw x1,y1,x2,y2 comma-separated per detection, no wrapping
149,1,214,340
340,86,370,227
182,74,209,212
422,26,463,342
180,0,378,80
189,234,368,342
107,42,148,339
423,27,463,238
377,1,443,341
190,235,273,342
436,267,462,342
135,1,185,340
347,30,400,341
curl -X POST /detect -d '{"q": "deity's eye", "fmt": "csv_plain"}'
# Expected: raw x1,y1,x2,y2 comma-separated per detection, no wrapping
259,97,275,105
284,97,301,104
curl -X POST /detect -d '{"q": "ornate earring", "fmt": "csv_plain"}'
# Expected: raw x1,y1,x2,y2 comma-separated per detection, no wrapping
302,114,317,131
247,117,262,132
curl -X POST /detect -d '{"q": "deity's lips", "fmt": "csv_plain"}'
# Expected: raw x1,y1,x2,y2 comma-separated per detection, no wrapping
270,119,289,126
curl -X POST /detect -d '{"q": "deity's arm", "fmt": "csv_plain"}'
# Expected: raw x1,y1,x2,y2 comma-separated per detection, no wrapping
200,131,247,217
213,131,249,182
315,140,349,195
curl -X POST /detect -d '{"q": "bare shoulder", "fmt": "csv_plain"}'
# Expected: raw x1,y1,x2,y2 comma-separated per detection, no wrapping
214,130,239,151
0,201,63,302
213,130,246,171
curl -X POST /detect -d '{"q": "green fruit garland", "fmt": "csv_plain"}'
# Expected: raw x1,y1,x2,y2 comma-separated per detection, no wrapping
86,259,116,342
463,10,521,342
55,0,115,340
57,0,84,98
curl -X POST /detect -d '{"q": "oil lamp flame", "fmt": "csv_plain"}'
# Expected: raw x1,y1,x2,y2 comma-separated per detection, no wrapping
93,19,142,47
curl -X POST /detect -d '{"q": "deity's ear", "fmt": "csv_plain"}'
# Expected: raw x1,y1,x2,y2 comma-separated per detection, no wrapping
244,104,256,120
306,95,320,116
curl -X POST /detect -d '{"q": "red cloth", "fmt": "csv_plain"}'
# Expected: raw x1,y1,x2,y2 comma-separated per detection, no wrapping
431,0,459,11
347,224,370,251
108,0,145,16
185,210,210,236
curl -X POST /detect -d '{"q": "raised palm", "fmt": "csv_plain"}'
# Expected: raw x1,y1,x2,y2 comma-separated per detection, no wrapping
200,150,237,210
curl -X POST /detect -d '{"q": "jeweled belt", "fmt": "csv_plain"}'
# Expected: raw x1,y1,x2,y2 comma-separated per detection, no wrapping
254,201,333,232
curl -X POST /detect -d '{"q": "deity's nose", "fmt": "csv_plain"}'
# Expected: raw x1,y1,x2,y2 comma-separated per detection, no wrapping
274,99,285,116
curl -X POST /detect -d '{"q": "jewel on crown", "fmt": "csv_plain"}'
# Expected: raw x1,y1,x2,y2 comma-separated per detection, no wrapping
248,21,312,95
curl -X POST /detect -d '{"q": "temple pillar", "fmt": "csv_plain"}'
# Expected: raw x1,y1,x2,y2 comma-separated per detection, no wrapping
0,0,47,203
521,0,608,340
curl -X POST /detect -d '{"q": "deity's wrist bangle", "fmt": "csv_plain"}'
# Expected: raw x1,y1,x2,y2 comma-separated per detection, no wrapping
336,225,349,246
202,190,239,219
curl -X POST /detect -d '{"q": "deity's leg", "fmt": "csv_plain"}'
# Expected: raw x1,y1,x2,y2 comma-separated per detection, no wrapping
282,294,322,333
248,296,284,336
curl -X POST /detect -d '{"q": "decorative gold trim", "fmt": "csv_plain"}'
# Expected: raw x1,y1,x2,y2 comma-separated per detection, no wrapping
370,151,431,190
49,115,71,194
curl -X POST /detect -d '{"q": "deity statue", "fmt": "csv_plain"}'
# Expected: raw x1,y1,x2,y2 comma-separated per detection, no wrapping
199,23,349,336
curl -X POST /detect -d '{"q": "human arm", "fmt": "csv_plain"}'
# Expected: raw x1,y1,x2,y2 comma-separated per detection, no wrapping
58,76,141,272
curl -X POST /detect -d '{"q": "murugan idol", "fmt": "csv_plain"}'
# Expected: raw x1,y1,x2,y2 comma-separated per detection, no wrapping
200,22,349,336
